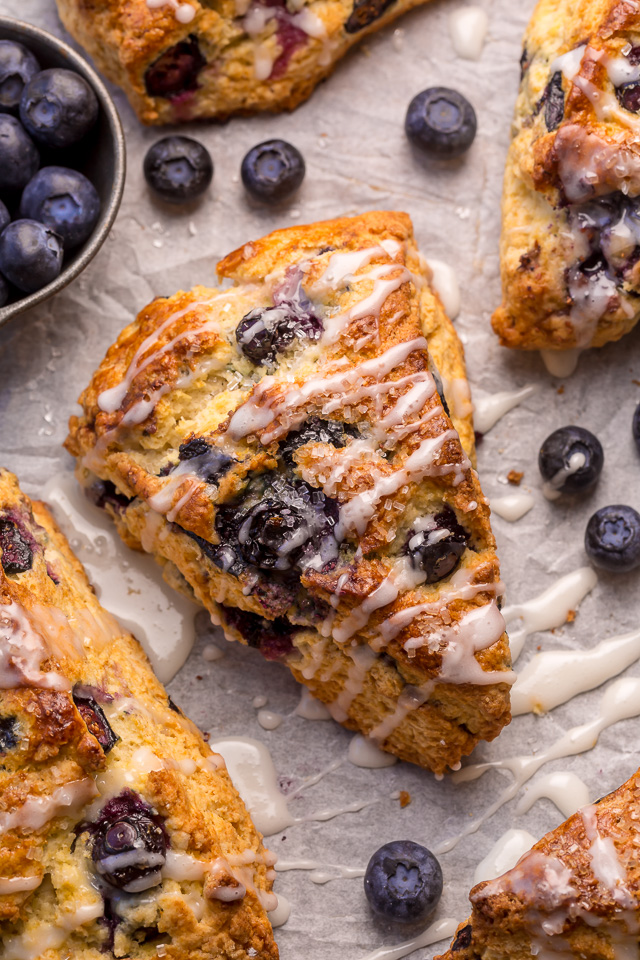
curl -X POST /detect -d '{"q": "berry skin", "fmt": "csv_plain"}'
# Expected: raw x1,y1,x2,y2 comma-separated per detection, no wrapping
405,508,468,582
0,517,33,574
539,426,604,495
585,505,640,573
633,403,640,456
0,220,63,294
72,686,118,753
405,87,477,158
222,606,297,662
241,140,305,203
236,304,322,365
177,438,233,481
81,790,168,893
0,716,17,753
144,37,206,99
616,80,640,113
0,199,9,234
144,136,213,204
0,274,9,308
20,166,101,249
280,417,358,464
543,72,565,130
364,841,443,923
20,68,98,149
0,114,39,193
0,40,40,115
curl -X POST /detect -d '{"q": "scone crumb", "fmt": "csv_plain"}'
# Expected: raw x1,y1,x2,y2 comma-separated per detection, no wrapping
566,609,576,623
507,470,523,486
398,790,411,808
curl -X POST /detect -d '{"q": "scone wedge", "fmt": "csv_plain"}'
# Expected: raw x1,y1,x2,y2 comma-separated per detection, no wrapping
436,767,640,960
0,469,278,960
494,0,640,355
56,0,433,125
65,211,513,775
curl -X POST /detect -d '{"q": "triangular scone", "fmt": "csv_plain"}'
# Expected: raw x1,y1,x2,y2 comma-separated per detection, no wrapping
0,470,278,960
65,211,513,775
56,0,434,125
436,769,640,960
493,0,640,353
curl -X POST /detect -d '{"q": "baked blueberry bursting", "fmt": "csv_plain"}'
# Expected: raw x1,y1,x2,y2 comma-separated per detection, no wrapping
144,36,206,99
0,715,17,753
364,841,443,923
20,166,101,249
87,479,133,514
222,606,298,661
279,417,359,464
538,425,604,495
20,68,98,149
585,504,640,573
405,87,477,158
451,925,473,951
541,71,564,131
72,685,119,753
0,40,40,114
79,790,168,893
177,438,233,481
616,80,640,113
404,508,469,583
0,516,33,574
236,302,322,364
345,0,397,32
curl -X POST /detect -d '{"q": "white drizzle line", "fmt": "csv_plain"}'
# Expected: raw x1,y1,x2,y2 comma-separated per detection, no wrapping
503,567,597,662
436,676,640,855
276,859,366,884
473,828,538,886
472,385,536,435
2,903,104,960
146,0,196,22
0,602,70,692
0,779,99,835
355,917,458,960
0,875,42,895
512,626,640,716
515,772,590,820
581,804,635,908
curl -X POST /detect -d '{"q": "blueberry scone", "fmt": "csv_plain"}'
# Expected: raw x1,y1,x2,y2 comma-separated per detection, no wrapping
0,469,278,960
56,0,433,125
493,0,640,354
65,211,513,775
436,768,640,960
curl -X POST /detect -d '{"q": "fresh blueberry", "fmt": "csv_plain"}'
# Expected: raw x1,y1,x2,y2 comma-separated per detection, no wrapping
144,135,213,204
72,686,119,753
0,40,40,114
0,220,63,293
241,140,305,203
80,790,168,892
0,273,9,308
405,87,477,158
0,199,9,234
405,508,468,582
0,517,33,574
585,504,640,573
0,114,39,193
0,715,17,752
20,166,101,249
633,403,640,455
144,37,206,99
20,68,98,149
364,841,443,923
539,426,604,495
542,72,565,131
236,304,322,364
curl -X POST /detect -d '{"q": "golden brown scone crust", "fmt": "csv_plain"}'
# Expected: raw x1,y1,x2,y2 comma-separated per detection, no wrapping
437,768,640,959
65,211,512,776
0,469,277,960
56,0,433,124
494,0,640,352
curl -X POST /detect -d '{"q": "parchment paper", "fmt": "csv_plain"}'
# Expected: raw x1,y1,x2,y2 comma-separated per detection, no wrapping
2,1,640,956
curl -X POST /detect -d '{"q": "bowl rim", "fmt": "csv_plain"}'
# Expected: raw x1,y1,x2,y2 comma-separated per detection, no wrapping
0,15,126,332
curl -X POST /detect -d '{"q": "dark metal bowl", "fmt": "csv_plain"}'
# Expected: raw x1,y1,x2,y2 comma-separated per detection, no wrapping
0,16,126,330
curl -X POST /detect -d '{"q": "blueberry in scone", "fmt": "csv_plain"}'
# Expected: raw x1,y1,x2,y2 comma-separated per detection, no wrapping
65,211,513,775
55,0,441,125
0,469,278,960
435,769,640,960
494,0,640,354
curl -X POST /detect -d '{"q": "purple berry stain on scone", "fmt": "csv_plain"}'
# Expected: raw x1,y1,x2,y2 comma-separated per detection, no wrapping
0,514,35,574
222,606,298,661
79,789,168,893
73,684,119,753
144,35,206,100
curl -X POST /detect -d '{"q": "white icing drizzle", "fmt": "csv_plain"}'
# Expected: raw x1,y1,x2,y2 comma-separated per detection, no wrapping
438,676,640,854
209,737,294,836
331,557,425,643
355,917,458,960
540,349,581,378
424,258,461,319
369,682,434,742
2,902,104,960
257,709,283,730
276,858,365,884
348,734,397,768
581,804,634,908
490,493,535,522
542,451,586,500
327,644,378,722
473,828,538,886
0,778,99,835
443,377,473,421
146,0,196,22
512,626,640,716
294,687,332,720
320,263,413,344
0,602,70,692
516,772,590,819
0,875,42,895
449,6,489,61
243,2,327,80
475,849,578,921
504,567,598,662
269,893,291,928
472,385,536,434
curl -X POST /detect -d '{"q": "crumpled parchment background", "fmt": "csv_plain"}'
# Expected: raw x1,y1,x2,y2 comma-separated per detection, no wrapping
2,0,640,956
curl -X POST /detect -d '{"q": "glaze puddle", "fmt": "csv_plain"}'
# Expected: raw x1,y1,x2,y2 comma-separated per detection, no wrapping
449,6,489,60
473,828,537,885
472,385,536,434
489,493,535,522
515,771,590,819
276,859,366,884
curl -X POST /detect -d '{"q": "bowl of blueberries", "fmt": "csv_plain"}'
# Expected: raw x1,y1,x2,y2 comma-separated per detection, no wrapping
0,16,125,329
